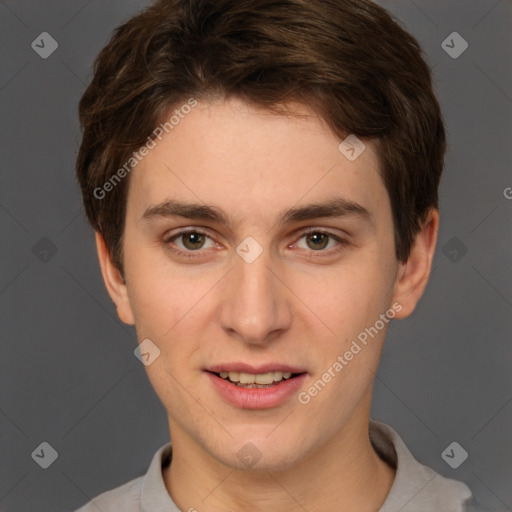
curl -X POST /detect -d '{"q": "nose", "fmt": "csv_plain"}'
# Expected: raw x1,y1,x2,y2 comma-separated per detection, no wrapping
218,244,292,346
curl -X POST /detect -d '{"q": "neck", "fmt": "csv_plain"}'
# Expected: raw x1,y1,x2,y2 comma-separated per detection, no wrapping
164,396,395,512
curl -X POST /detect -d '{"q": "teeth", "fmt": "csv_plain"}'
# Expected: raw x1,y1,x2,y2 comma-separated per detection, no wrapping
239,372,255,384
218,370,295,384
255,372,274,384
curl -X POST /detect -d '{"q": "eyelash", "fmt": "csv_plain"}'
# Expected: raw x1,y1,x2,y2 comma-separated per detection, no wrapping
163,228,349,260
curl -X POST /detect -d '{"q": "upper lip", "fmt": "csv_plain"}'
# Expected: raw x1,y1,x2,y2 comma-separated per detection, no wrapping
206,363,307,374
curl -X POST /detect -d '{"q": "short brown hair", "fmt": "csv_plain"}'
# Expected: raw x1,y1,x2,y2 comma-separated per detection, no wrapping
76,0,446,273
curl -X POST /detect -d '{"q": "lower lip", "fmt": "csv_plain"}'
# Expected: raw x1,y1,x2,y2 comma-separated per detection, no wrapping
206,372,307,409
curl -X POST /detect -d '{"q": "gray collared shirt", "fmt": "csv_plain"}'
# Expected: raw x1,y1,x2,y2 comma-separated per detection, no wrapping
75,419,478,511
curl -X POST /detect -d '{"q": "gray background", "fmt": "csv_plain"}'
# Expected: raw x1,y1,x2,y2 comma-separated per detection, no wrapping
0,1,511,511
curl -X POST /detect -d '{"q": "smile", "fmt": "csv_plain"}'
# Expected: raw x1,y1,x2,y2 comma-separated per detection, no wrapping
216,370,295,388
205,366,308,409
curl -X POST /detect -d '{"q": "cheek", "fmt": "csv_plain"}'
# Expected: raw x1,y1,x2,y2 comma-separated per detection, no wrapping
129,276,196,343
299,254,396,337
124,243,189,333
125,267,206,408
125,258,221,364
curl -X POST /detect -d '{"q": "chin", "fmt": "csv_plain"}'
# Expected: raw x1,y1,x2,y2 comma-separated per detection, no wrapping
207,432,311,473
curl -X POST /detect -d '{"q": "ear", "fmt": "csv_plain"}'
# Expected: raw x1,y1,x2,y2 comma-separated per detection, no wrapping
95,232,135,325
391,208,439,319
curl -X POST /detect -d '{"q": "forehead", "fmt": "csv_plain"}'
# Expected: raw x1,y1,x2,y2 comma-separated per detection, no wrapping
126,98,389,225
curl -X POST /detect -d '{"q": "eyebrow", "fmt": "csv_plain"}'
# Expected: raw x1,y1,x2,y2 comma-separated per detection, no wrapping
141,197,372,227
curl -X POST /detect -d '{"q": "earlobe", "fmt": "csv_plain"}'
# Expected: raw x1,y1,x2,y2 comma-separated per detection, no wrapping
391,209,439,319
95,232,135,325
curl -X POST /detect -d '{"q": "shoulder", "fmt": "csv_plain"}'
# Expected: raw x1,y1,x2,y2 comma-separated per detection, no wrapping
370,420,475,512
74,476,144,512
73,442,173,512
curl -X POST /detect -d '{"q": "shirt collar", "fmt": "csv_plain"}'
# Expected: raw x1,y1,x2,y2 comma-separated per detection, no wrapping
138,419,473,511
370,420,472,511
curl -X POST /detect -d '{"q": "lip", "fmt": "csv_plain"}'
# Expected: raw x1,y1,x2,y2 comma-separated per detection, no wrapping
206,362,307,374
205,370,308,409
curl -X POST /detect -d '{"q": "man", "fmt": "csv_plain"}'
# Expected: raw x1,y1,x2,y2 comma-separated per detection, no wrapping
74,0,481,510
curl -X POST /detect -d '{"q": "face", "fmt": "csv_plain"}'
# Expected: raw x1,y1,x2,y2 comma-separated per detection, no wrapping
99,97,432,472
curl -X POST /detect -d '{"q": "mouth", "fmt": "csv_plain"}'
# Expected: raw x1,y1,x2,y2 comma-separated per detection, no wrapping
204,365,308,409
207,370,303,388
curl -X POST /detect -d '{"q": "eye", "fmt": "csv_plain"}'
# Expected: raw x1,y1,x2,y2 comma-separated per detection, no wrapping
294,230,348,253
165,229,216,252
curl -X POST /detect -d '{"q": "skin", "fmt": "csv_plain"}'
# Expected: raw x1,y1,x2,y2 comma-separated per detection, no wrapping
96,97,439,512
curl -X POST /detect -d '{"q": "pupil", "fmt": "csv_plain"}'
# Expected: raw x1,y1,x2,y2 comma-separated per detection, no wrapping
184,232,204,250
307,233,328,250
